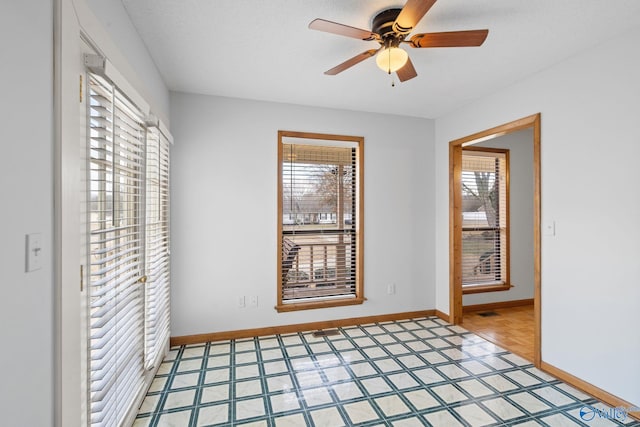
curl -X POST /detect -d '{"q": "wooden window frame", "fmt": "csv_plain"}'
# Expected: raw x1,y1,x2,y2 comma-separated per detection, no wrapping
275,130,364,312
461,146,511,295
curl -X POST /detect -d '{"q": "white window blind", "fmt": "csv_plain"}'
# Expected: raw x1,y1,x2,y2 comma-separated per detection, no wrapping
144,128,171,369
88,74,147,427
461,150,508,287
280,143,358,302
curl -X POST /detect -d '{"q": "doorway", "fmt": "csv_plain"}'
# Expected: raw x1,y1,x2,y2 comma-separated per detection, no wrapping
449,114,541,366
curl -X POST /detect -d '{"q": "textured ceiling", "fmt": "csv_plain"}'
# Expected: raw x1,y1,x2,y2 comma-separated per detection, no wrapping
122,0,640,118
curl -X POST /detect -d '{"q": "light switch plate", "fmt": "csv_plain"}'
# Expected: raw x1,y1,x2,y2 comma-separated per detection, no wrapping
26,233,43,272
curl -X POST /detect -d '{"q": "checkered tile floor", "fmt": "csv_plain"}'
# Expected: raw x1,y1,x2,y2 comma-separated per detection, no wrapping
134,317,639,426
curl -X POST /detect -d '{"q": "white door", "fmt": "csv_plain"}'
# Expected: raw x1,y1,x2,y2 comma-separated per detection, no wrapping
85,72,148,427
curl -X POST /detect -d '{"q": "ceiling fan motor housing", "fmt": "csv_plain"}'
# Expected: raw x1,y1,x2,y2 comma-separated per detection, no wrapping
372,8,405,47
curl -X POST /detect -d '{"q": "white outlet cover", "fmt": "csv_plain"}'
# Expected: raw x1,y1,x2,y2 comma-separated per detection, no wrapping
544,220,556,237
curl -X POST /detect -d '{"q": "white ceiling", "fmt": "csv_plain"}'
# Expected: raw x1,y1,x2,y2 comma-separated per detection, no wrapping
122,0,640,119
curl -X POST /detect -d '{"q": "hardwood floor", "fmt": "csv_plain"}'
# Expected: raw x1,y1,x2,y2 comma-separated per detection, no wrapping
462,304,534,362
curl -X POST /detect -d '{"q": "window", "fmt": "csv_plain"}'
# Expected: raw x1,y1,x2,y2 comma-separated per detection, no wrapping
276,131,364,311
461,148,510,293
144,128,171,369
88,74,146,426
87,72,171,426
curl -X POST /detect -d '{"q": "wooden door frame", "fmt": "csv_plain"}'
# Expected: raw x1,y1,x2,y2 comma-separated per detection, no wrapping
449,113,541,367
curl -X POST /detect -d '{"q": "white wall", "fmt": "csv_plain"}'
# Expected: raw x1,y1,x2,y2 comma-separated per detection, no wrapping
83,0,170,123
435,26,640,406
0,0,54,424
463,129,535,305
170,93,435,336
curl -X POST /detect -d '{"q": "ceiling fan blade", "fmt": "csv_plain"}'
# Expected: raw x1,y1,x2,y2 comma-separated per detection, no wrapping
394,0,438,34
397,57,417,82
409,29,489,48
309,19,377,41
324,49,379,75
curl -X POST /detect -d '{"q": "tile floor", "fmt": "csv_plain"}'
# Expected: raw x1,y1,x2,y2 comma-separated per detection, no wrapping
134,317,639,426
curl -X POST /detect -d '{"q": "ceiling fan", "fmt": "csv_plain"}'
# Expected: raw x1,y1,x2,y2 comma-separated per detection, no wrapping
309,0,489,82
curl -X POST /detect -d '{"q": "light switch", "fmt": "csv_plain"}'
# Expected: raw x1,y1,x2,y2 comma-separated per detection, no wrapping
26,233,43,272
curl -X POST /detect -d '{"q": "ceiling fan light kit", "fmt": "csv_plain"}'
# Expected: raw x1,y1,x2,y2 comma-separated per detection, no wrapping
376,47,408,73
309,0,489,83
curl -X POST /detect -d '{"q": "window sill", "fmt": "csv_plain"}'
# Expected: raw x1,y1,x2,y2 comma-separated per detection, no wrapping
275,297,365,313
462,283,512,295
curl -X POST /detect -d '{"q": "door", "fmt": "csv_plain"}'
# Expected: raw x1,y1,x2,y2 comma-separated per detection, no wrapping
449,114,542,366
86,72,148,427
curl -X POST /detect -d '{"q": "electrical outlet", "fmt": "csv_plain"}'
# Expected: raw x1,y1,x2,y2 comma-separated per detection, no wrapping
249,296,258,307
387,283,396,295
544,220,556,236
238,296,246,308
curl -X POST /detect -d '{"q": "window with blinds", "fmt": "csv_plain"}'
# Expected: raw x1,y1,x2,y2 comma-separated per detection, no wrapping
277,131,364,311
88,74,146,426
87,73,171,426
144,128,170,369
461,148,509,290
